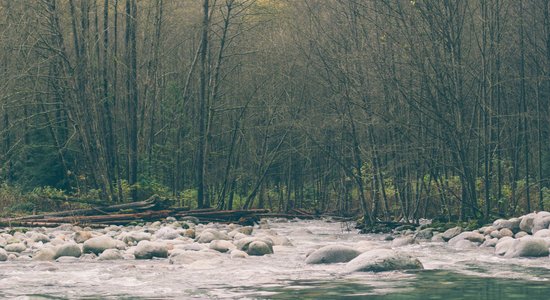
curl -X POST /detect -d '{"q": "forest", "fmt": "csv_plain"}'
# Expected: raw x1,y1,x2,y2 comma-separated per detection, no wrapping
0,0,549,225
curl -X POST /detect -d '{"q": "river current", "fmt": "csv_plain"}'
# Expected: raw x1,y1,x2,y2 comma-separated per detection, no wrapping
0,219,549,299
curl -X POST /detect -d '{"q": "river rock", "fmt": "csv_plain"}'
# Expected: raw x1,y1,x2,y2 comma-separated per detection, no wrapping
534,229,550,238
246,241,273,256
504,237,549,258
391,236,416,247
183,229,196,239
0,248,7,261
482,226,497,235
83,235,123,254
154,227,181,240
481,237,498,248
493,219,514,231
519,213,536,234
33,247,57,261
54,224,75,231
134,241,168,259
508,218,522,232
98,249,124,260
499,228,514,238
237,226,253,235
414,228,433,240
234,237,273,251
5,243,26,253
495,237,515,255
30,233,50,243
74,231,94,243
230,249,248,259
448,232,485,247
268,235,292,246
196,229,230,243
305,245,361,264
442,227,462,241
209,240,235,253
345,249,423,273
55,243,82,258
121,231,151,244
532,214,550,234
515,231,528,238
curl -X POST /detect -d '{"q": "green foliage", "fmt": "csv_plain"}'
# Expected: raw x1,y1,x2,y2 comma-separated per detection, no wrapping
180,188,198,208
543,187,550,210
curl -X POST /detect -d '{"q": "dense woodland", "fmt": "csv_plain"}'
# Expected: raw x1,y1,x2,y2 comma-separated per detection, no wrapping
0,0,549,224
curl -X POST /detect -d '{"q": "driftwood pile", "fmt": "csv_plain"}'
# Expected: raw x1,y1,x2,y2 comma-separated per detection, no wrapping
0,195,315,228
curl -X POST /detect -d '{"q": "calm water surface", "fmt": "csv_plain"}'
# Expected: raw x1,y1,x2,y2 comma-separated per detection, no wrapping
0,219,549,299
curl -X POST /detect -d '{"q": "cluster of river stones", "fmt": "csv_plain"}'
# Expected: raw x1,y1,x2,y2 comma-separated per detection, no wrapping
385,211,550,259
0,217,286,264
302,211,550,272
0,212,549,274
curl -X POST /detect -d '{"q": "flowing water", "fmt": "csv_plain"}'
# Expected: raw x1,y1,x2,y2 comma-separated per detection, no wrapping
0,219,549,299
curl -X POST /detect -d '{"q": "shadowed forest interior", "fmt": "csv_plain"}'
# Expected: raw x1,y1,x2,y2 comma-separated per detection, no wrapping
0,0,549,225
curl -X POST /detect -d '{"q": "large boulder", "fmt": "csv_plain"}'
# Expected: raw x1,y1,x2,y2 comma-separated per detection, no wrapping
534,229,550,238
195,229,230,243
134,241,168,259
83,235,123,254
246,241,273,256
122,231,151,244
495,237,515,256
448,232,485,247
441,227,462,241
413,228,434,240
504,237,549,258
481,237,498,248
515,231,529,239
30,233,50,243
237,226,253,235
209,240,235,253
153,227,181,240
74,231,94,243
532,213,550,234
508,218,522,232
493,219,515,231
345,249,423,273
499,228,514,238
234,237,273,251
519,213,536,234
55,243,82,259
305,245,361,264
230,249,248,259
98,249,124,260
4,243,26,253
0,248,7,261
33,247,57,261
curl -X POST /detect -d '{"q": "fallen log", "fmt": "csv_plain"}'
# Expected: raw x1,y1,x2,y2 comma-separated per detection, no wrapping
16,210,173,224
257,213,316,219
4,195,171,221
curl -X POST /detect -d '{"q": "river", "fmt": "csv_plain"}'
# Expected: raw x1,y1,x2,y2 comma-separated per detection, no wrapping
0,219,549,299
